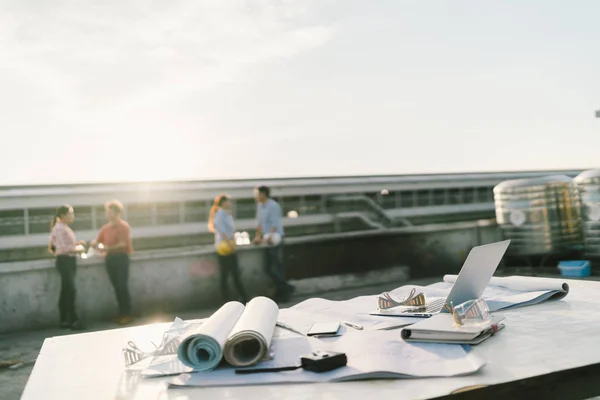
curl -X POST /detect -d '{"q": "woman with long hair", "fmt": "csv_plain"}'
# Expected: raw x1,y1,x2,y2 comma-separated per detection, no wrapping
49,205,87,329
208,194,249,303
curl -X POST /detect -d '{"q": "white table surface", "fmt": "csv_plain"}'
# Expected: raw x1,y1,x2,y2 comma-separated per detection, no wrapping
21,278,600,400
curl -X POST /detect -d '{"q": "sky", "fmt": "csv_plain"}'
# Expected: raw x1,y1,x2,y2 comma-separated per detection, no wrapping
1,0,600,185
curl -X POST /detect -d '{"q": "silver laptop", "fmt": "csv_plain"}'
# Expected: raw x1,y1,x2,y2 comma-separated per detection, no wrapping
375,240,511,318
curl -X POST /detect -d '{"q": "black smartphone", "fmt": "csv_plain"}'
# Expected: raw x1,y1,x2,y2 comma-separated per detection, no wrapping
307,322,341,337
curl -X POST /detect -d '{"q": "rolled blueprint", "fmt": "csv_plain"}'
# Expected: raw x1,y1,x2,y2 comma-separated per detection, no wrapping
443,275,570,299
177,301,245,371
223,296,279,367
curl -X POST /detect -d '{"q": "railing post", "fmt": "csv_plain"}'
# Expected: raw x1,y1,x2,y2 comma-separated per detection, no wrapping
151,204,158,226
334,214,341,233
299,196,306,215
320,196,328,213
179,202,186,224
91,206,97,231
23,209,29,235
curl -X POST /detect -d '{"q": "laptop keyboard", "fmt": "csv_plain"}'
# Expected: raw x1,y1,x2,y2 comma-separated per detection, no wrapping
425,298,446,313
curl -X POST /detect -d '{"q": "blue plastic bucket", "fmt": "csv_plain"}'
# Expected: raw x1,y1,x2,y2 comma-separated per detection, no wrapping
558,260,591,277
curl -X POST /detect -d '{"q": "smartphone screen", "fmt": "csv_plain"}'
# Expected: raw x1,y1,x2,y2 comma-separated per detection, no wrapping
307,322,341,336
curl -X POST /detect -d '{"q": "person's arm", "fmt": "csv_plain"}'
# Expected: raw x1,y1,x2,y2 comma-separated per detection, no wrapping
253,205,263,244
48,237,55,256
91,227,105,249
253,227,263,244
269,202,282,234
213,211,229,240
214,212,237,250
264,203,282,244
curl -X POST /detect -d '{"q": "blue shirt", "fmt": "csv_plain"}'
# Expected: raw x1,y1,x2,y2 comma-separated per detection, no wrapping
256,199,284,237
213,208,235,246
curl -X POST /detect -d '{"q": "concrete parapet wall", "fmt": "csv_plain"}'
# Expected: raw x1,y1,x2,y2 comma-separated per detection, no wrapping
284,219,500,279
0,220,500,334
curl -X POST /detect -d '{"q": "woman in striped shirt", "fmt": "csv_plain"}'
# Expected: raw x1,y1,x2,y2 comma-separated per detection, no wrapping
49,205,87,330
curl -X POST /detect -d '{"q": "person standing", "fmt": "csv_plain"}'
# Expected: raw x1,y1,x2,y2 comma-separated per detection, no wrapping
253,185,295,301
208,194,249,304
92,200,134,325
49,205,87,330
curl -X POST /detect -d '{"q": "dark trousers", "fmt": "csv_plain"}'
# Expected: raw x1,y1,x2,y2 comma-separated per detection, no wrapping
56,255,78,323
218,252,248,302
105,253,132,316
265,241,292,294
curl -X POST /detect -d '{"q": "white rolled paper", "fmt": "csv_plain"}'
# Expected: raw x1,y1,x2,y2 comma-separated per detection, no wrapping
177,301,245,371
223,296,279,367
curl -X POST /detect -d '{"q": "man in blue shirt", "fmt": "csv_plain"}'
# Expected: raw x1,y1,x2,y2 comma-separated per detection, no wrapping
253,185,295,300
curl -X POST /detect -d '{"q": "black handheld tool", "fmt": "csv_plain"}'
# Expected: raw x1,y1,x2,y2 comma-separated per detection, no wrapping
300,350,347,372
235,351,347,375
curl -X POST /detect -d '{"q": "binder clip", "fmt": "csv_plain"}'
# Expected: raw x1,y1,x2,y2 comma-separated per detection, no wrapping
122,337,181,367
377,288,427,311
444,298,491,327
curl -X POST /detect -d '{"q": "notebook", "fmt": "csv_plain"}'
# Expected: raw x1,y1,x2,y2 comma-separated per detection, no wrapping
401,314,505,345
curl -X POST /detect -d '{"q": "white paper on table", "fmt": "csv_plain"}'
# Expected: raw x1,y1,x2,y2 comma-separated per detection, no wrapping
140,318,199,377
317,330,486,380
169,330,486,388
236,335,312,371
281,296,419,334
141,354,193,377
224,297,279,366
367,275,569,314
443,275,570,310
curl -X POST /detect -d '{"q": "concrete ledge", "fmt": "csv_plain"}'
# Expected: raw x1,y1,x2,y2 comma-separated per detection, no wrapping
0,220,501,334
0,219,497,275
0,214,335,249
291,265,409,296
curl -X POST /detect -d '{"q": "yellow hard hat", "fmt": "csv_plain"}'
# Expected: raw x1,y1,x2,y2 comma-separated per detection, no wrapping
216,241,233,256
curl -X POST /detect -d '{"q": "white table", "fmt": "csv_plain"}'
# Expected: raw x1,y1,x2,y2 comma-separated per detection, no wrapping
21,278,600,399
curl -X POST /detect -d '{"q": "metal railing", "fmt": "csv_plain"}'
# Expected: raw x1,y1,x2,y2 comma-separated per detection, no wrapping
0,185,495,237
1,170,579,240
328,195,412,227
